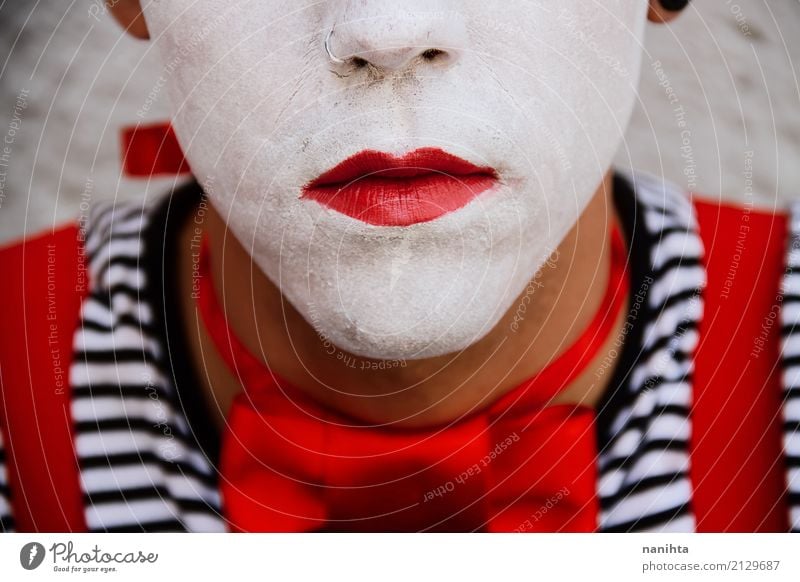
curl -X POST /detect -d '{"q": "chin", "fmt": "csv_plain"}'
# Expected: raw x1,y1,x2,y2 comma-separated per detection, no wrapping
300,278,517,361
321,316,500,361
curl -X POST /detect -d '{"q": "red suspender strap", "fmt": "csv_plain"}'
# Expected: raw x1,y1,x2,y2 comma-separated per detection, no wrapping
692,197,789,532
0,225,87,532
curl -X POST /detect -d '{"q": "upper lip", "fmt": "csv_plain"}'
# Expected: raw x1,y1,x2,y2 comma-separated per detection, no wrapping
307,148,496,186
302,148,499,226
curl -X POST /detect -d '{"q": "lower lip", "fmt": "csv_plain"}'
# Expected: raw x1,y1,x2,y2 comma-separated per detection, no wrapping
302,150,499,227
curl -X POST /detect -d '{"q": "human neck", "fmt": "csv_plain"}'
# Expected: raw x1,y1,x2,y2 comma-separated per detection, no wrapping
182,171,625,429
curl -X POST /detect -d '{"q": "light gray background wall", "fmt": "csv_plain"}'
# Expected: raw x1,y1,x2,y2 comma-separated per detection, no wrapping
1,0,798,243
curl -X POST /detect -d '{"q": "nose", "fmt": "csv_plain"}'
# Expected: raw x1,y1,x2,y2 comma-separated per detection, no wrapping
325,8,466,73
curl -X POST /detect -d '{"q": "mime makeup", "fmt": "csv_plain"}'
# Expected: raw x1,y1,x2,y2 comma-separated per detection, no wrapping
142,0,647,359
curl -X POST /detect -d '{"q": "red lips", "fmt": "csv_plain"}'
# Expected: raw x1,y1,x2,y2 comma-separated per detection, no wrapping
302,148,499,226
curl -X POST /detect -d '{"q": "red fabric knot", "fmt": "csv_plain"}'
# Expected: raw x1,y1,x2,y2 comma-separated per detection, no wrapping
120,122,190,177
197,224,629,532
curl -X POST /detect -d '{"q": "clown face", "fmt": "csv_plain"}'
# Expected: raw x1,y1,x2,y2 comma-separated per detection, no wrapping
142,0,646,359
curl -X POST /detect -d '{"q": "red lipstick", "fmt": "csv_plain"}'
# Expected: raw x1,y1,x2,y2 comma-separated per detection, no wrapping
302,148,499,226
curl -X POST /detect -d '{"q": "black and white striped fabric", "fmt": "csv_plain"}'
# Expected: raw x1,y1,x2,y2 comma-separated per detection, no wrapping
779,201,800,532
596,172,704,532
0,430,13,532
70,203,225,532
0,172,795,532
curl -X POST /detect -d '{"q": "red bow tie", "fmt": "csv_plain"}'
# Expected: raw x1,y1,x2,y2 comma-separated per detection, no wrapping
197,228,627,532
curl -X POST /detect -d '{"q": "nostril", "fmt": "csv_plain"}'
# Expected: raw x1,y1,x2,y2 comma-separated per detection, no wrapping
420,48,446,62
347,49,448,72
326,13,467,74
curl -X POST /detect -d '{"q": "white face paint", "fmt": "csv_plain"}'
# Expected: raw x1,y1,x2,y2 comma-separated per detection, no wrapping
142,0,646,360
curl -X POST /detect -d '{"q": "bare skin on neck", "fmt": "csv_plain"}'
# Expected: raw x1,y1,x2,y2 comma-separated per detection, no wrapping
177,171,628,431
